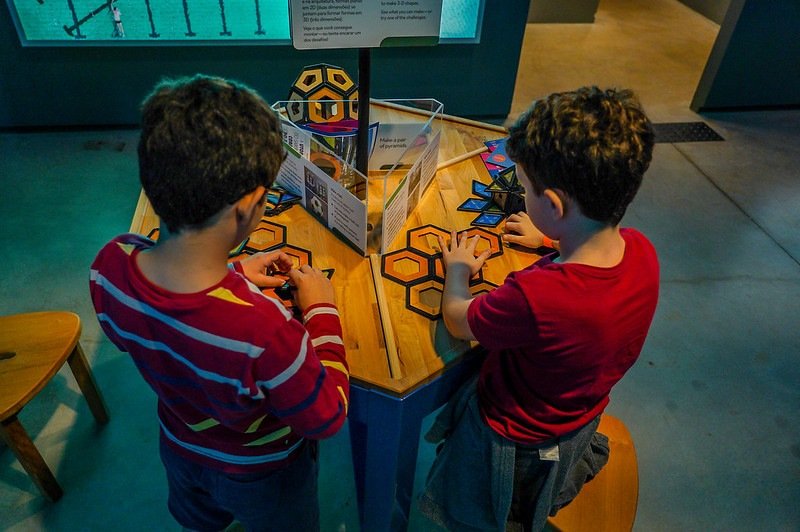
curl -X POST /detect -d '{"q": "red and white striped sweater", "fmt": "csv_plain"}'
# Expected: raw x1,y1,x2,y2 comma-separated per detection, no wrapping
89,233,349,473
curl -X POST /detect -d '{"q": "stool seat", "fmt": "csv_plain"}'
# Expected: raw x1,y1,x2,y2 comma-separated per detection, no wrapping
0,311,109,501
547,414,639,532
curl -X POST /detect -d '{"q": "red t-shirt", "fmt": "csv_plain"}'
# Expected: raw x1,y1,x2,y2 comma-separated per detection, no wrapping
467,228,659,444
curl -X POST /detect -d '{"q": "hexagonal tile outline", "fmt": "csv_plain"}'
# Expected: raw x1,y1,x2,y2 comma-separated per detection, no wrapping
406,279,444,320
461,226,504,259
407,224,450,257
244,221,287,253
382,248,431,286
381,224,507,321
306,90,349,122
278,243,312,269
469,279,498,297
430,253,484,285
431,254,445,282
468,268,487,286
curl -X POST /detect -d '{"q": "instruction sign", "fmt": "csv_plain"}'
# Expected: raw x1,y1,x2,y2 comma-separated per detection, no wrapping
278,124,369,254
289,0,442,49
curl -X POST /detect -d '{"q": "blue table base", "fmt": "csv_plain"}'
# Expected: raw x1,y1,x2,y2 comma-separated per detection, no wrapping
348,349,485,531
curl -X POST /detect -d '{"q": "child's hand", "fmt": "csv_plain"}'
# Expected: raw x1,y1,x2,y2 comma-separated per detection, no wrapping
503,212,546,249
286,265,336,311
239,251,294,288
438,230,491,278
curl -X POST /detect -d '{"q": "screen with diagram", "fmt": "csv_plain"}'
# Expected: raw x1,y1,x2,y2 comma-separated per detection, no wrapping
6,0,483,45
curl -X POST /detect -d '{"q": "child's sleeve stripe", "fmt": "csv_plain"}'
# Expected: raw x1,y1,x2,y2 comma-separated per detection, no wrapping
321,360,349,378
257,332,309,389
304,306,340,322
311,335,344,347
337,385,349,413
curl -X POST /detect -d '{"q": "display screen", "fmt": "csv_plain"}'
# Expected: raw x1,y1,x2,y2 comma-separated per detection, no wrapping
6,0,483,45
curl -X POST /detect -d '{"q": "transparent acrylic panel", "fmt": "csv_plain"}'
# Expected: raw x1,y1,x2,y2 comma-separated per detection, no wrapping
272,98,443,255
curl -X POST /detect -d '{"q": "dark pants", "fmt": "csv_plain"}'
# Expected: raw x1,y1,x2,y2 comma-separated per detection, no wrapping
159,439,319,532
508,417,609,532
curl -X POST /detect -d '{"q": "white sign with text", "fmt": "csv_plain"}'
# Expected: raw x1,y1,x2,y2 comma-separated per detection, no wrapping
289,0,442,49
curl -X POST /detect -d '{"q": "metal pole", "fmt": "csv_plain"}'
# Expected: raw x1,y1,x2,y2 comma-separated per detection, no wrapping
356,47,371,176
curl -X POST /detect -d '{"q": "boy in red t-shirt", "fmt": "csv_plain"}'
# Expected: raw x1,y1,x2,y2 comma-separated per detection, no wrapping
90,75,348,531
420,86,659,531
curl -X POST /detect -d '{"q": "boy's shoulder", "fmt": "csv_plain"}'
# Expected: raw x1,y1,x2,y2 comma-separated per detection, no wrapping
92,233,152,269
620,227,659,271
620,226,654,248
98,232,155,255
510,227,657,292
92,236,296,332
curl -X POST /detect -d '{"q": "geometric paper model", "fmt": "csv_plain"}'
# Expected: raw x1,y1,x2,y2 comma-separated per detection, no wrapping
458,137,526,228
286,63,359,124
485,165,526,215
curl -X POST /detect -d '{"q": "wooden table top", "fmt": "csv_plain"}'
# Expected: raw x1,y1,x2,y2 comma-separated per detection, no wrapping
129,104,545,395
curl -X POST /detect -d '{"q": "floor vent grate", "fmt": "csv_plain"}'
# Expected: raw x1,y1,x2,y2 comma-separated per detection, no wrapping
653,122,724,143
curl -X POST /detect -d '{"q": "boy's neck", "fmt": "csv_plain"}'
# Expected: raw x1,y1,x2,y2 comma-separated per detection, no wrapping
137,220,236,294
555,219,625,268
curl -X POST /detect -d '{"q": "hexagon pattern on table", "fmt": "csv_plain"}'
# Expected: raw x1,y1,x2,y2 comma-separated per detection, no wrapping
382,224,504,320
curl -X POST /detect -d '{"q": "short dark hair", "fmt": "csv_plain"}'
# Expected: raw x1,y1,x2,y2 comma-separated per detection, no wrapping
138,75,285,233
506,86,654,225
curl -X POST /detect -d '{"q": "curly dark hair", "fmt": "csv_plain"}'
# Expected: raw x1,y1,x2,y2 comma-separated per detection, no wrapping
506,86,654,225
138,75,285,233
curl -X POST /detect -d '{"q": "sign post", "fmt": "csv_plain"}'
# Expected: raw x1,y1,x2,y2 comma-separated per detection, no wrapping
289,0,443,175
356,47,371,176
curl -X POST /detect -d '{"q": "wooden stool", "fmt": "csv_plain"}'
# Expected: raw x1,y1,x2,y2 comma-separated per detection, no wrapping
547,414,639,532
0,311,109,501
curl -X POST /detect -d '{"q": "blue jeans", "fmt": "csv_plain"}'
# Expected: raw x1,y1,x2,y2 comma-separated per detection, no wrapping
159,439,319,531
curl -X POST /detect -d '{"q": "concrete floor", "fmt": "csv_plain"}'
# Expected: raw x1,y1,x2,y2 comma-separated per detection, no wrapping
2,0,799,530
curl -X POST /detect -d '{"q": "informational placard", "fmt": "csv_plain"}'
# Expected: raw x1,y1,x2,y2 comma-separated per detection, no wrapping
369,123,429,171
381,130,441,251
289,0,443,49
279,125,368,254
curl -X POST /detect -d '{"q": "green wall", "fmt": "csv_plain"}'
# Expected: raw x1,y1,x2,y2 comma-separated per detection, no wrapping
692,0,800,111
527,0,599,23
0,2,528,128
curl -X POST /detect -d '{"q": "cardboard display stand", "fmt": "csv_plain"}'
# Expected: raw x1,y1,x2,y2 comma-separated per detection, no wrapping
273,99,443,256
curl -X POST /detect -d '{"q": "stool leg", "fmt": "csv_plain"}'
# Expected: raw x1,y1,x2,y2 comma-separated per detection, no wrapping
0,415,64,502
67,342,110,425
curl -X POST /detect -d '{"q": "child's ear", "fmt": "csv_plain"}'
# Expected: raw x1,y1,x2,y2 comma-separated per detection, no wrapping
543,188,567,220
235,185,266,225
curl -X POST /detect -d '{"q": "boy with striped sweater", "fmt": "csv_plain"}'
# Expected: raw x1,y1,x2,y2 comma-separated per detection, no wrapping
90,75,348,531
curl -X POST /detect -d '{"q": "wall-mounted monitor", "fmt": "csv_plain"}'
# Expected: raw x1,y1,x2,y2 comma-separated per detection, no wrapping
5,0,484,45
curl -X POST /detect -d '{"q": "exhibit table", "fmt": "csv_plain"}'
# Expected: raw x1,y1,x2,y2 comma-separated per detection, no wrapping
128,105,544,531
